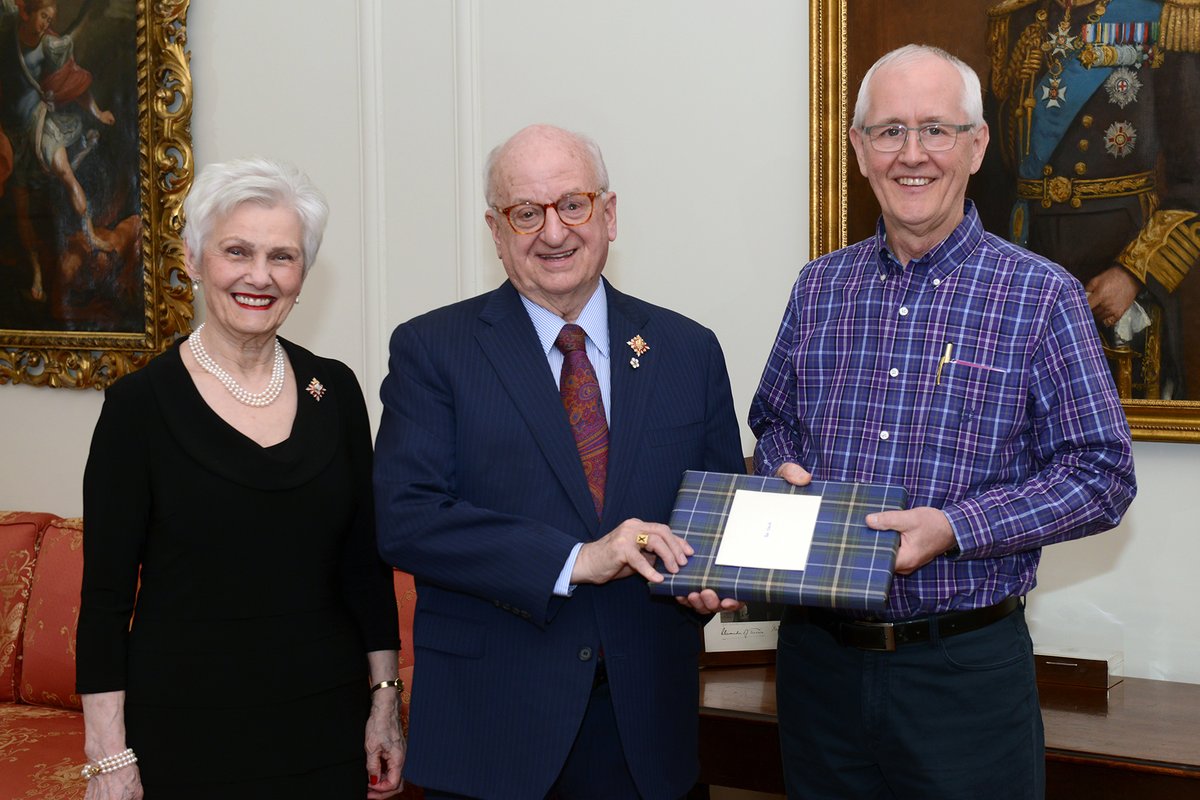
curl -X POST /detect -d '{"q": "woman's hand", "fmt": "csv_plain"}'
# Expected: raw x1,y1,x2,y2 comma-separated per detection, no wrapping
81,692,142,799
365,691,406,799
83,767,144,800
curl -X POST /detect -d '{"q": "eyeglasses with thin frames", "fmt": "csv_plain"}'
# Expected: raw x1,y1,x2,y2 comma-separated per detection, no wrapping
492,191,605,235
861,123,974,153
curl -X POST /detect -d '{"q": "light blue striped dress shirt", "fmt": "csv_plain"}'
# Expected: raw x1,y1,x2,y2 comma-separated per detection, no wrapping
519,282,610,594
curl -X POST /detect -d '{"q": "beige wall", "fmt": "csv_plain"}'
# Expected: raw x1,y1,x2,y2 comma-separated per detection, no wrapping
1,0,1196,683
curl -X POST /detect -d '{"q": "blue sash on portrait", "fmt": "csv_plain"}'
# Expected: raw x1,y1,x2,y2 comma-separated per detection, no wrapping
1018,0,1161,179
1010,0,1161,245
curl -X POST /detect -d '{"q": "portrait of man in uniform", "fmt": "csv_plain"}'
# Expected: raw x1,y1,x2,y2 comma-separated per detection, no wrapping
829,0,1200,407
978,0,1200,401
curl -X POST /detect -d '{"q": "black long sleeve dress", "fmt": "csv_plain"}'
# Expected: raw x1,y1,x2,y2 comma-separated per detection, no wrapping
76,338,400,798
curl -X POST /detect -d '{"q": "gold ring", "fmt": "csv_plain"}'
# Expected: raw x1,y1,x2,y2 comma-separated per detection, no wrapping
636,533,650,547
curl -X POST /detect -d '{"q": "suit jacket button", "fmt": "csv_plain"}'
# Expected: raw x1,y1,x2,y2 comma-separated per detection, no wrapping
578,647,593,661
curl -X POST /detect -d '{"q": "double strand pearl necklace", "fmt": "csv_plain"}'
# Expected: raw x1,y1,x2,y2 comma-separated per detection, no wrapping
188,323,286,407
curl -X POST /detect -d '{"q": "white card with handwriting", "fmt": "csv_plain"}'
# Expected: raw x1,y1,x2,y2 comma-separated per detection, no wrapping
713,489,819,570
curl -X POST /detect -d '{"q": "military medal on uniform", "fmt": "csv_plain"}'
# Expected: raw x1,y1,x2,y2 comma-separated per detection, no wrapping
1039,0,1136,109
1041,1,1078,108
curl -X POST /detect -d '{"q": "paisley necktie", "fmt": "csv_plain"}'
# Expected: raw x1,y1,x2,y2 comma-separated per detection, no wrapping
554,324,608,517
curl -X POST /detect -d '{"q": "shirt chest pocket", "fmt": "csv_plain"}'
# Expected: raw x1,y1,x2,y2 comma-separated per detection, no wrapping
923,359,1019,461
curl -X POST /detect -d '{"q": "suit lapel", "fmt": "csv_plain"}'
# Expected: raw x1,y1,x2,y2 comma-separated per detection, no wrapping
603,282,653,528
476,283,600,533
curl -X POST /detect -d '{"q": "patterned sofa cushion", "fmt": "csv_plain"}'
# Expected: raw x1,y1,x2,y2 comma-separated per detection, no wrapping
393,569,419,725
0,521,421,798
392,569,423,799
20,519,84,711
0,704,85,800
0,512,58,703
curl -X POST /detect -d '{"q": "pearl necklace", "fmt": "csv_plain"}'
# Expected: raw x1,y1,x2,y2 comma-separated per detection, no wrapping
188,323,286,407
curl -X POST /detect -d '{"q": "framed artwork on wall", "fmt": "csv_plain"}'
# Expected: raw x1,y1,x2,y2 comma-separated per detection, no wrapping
809,0,1200,442
0,0,192,389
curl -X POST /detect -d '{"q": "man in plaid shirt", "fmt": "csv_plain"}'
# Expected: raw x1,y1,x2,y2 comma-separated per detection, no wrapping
749,44,1136,799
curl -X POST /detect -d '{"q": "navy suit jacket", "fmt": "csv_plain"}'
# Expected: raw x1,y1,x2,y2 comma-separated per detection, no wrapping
374,279,743,799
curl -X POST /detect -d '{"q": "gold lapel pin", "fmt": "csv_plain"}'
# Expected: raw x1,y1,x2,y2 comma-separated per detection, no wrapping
627,335,649,369
306,378,327,401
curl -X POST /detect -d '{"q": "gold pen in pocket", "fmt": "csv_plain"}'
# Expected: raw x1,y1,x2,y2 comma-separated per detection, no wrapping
935,342,953,386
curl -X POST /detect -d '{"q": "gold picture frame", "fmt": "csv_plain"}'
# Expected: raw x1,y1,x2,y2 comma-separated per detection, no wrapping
809,0,1200,443
0,0,192,390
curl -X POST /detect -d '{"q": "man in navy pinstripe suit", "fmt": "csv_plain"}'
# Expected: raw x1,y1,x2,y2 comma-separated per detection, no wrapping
374,124,744,799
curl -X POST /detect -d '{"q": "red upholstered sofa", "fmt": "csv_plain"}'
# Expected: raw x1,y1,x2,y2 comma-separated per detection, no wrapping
0,510,421,799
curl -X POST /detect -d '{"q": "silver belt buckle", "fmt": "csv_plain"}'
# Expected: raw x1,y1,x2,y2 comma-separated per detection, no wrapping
879,622,897,652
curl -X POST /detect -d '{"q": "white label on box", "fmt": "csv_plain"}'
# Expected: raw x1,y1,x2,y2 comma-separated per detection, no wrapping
713,489,819,571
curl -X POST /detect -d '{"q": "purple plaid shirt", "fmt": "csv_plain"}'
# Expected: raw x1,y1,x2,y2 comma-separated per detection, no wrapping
749,202,1136,619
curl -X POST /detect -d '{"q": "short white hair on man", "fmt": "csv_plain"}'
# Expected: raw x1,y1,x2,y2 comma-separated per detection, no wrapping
482,124,611,207
182,157,330,276
852,44,984,130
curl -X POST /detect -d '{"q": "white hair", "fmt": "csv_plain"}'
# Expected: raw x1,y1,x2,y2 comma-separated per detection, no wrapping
853,44,984,130
182,157,329,276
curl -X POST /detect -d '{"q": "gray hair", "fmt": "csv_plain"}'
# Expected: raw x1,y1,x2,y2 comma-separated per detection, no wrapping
852,44,984,130
182,157,329,276
483,124,610,207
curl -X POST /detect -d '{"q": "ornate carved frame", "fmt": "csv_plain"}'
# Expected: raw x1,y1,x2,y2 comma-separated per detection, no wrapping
809,0,1200,443
0,0,193,390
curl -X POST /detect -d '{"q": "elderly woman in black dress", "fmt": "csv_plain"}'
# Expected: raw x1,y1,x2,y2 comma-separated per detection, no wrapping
76,158,405,799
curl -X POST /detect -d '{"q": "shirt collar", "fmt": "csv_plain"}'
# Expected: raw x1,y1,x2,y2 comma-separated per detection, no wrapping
873,200,984,281
520,281,611,358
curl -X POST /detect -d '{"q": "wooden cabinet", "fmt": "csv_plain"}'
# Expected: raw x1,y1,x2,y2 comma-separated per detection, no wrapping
697,666,1200,799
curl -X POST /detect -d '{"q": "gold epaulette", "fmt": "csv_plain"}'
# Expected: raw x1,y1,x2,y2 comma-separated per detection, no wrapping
987,13,1011,97
1118,210,1200,291
986,0,1040,18
1162,0,1200,53
988,0,1046,104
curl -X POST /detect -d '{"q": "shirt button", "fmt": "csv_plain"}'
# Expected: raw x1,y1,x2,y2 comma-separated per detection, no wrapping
578,647,594,661
889,368,899,377
898,307,909,317
932,278,941,287
879,430,890,441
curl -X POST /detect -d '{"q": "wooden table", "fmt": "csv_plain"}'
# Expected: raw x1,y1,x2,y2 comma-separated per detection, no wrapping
697,665,1200,799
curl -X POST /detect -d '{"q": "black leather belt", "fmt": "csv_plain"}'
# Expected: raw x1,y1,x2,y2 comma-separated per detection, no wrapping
791,596,1021,652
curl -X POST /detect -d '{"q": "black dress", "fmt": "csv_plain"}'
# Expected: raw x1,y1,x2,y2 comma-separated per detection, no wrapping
76,338,400,799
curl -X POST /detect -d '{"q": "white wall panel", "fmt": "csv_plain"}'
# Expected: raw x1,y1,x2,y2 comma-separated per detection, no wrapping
472,0,809,451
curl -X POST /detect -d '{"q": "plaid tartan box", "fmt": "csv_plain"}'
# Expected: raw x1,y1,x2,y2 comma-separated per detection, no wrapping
649,470,908,611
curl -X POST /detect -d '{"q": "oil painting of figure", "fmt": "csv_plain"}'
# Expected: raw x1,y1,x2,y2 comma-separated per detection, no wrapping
977,0,1200,401
0,0,141,333
840,0,1200,402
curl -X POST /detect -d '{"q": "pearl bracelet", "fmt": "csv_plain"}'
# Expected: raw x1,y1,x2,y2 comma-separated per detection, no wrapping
371,678,404,693
80,747,138,780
